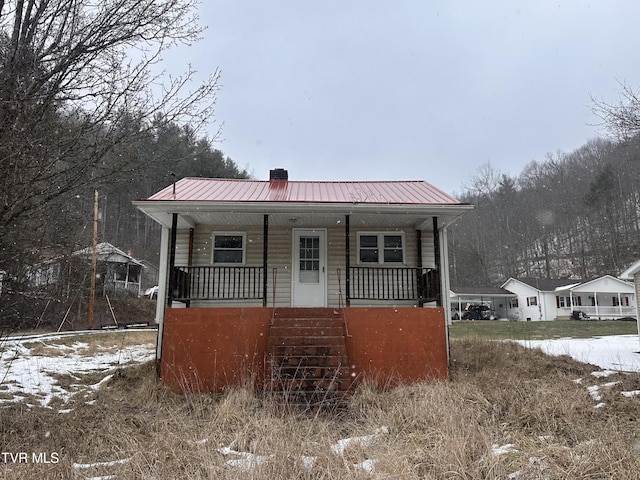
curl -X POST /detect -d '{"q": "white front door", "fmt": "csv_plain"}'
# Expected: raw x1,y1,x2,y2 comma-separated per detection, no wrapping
292,229,327,307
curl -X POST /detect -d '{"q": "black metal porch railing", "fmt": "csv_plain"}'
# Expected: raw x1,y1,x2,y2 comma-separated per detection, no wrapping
170,265,438,305
172,266,264,301
349,266,439,303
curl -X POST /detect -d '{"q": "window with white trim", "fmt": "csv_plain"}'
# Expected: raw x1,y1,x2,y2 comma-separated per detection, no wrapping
526,296,538,306
357,232,404,264
211,232,246,264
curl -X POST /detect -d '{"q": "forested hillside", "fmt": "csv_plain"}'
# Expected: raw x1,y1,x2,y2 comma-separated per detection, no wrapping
66,119,249,265
448,136,640,287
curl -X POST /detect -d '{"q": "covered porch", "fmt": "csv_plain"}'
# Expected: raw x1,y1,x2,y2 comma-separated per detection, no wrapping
556,275,636,320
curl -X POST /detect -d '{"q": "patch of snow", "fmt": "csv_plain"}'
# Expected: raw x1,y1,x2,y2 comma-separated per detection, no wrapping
299,455,316,470
73,458,131,469
621,390,640,397
0,331,154,408
217,445,273,471
492,443,518,456
330,426,389,455
586,381,620,402
587,385,602,401
354,458,377,473
515,335,640,373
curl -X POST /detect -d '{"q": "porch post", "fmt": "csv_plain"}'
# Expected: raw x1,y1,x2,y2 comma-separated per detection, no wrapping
618,292,623,316
155,225,171,361
185,228,194,308
440,226,452,322
263,214,269,307
345,214,350,307
570,291,574,316
416,230,424,307
168,213,178,307
433,217,442,307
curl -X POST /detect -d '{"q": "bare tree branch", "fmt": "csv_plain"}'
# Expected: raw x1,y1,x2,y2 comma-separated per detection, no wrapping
0,0,221,275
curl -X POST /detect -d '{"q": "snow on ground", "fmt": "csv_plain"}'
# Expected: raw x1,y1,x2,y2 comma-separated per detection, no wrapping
515,334,640,373
1,329,638,413
0,330,155,409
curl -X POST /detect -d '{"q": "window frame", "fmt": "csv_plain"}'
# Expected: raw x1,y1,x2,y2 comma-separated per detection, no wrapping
211,232,247,265
356,232,406,265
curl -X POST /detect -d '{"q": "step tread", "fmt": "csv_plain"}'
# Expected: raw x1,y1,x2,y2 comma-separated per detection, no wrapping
271,308,343,319
270,319,345,328
269,325,345,335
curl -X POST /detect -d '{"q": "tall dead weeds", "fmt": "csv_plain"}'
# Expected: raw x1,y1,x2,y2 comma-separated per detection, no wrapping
1,337,639,479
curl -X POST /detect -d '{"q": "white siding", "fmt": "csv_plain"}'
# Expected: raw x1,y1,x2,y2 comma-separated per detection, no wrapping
502,280,544,321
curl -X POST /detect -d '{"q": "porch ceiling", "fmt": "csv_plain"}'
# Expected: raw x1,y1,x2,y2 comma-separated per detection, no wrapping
182,212,432,229
133,201,472,230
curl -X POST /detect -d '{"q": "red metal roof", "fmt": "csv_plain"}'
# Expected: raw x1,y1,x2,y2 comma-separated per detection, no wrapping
145,178,463,205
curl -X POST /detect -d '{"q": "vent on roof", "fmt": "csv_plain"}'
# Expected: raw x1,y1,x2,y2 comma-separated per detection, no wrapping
269,168,288,181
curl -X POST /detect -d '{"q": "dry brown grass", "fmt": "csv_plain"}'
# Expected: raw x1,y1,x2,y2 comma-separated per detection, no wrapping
21,329,157,357
1,337,639,479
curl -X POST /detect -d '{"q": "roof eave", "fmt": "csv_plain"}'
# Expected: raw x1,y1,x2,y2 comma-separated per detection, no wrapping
133,200,474,229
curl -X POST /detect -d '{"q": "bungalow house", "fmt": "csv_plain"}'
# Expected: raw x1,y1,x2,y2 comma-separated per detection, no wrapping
133,169,472,400
30,242,144,298
620,260,640,339
501,276,636,321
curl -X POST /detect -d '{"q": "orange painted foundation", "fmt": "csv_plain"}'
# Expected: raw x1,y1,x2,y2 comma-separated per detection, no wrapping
161,307,448,392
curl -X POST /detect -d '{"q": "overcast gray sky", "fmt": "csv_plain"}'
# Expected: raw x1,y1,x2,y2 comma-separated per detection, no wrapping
164,1,640,195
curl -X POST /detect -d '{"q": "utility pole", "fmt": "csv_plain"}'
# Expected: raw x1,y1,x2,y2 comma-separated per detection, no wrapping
88,190,99,329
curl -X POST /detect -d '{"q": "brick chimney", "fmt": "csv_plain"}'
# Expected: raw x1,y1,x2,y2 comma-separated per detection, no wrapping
269,168,288,181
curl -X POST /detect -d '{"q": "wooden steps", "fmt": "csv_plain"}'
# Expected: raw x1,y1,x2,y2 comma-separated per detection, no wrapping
266,308,352,410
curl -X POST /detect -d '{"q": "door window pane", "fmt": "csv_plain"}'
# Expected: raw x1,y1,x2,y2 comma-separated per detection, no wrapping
299,236,320,283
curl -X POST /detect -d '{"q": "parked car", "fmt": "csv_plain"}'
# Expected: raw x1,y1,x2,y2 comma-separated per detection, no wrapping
571,310,590,320
451,307,462,320
462,304,498,320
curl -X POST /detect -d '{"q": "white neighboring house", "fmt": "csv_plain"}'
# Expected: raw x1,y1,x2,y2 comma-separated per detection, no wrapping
502,276,636,321
620,260,640,343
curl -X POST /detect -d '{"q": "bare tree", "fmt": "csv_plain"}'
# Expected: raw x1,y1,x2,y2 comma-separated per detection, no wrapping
591,82,640,141
0,0,220,276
